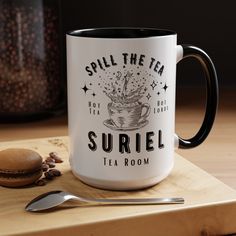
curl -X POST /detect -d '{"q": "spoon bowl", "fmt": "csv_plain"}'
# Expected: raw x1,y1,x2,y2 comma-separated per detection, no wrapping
25,191,77,212
25,190,184,212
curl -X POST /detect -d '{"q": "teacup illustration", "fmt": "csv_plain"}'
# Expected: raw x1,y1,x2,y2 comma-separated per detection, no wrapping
107,102,150,129
103,71,150,131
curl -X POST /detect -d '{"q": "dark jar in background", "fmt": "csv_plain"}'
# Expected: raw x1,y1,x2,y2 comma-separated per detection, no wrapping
0,0,65,122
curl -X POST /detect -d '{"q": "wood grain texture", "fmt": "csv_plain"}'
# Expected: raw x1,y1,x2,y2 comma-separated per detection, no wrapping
0,137,236,235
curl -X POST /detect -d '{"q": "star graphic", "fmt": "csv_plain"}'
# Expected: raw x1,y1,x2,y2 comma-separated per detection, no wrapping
162,83,168,92
150,80,157,90
92,92,96,97
82,84,89,94
146,93,151,100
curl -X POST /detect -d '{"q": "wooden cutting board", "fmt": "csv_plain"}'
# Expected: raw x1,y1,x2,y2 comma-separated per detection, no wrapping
0,136,236,236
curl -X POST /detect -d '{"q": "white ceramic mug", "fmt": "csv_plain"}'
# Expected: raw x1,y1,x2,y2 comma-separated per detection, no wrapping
66,28,218,190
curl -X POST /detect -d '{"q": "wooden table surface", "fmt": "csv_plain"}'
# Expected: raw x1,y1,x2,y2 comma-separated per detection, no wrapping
0,88,235,189
2,137,236,236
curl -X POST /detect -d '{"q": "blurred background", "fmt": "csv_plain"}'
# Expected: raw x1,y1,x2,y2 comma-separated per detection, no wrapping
0,0,235,122
62,0,236,89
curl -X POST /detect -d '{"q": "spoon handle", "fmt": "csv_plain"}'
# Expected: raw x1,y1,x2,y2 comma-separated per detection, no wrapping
79,197,184,205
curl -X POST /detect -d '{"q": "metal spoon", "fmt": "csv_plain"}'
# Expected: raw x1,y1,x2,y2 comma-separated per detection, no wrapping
25,190,184,212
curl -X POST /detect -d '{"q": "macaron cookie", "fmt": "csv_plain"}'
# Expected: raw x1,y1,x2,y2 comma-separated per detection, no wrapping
0,148,43,187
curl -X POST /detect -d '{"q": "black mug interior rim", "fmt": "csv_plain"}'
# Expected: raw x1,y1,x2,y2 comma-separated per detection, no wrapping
67,27,176,38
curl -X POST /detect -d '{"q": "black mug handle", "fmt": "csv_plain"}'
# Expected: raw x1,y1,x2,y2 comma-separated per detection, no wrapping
177,45,219,149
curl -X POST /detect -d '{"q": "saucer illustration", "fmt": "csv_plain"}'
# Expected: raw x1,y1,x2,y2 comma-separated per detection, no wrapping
103,119,148,131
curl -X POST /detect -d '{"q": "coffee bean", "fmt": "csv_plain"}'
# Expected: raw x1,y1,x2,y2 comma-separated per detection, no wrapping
47,162,56,168
49,152,58,159
49,169,62,177
49,152,63,163
35,178,47,186
45,157,55,163
44,171,54,180
42,163,49,172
